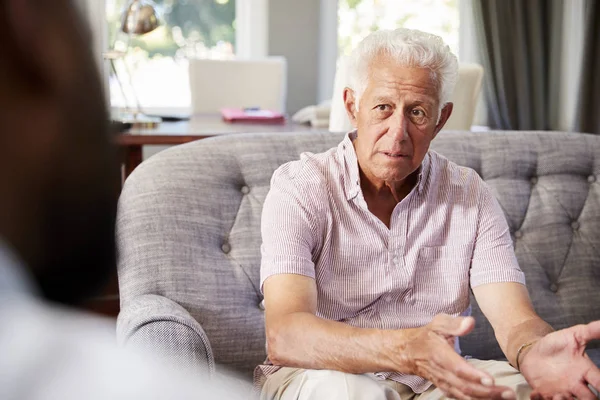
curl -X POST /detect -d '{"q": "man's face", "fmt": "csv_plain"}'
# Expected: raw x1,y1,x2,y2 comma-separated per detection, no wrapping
345,54,452,185
0,0,119,305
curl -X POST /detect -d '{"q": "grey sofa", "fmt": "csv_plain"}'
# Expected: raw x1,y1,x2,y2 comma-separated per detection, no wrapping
116,130,600,383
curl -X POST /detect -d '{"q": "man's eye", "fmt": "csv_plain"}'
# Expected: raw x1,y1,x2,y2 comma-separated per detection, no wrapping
411,109,425,116
376,104,390,111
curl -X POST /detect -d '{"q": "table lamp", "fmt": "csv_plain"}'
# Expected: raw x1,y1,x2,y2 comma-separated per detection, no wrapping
104,0,161,129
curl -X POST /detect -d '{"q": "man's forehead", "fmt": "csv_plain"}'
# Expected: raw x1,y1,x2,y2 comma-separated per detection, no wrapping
365,78,439,106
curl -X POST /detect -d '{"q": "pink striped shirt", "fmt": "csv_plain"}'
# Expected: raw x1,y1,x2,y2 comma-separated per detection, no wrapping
257,131,525,393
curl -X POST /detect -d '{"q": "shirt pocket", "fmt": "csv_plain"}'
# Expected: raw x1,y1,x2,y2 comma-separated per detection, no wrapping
413,243,474,315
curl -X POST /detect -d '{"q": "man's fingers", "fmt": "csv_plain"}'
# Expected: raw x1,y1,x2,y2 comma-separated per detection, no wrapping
570,383,598,400
447,385,471,400
431,314,476,337
420,364,471,400
428,355,511,399
436,350,494,386
582,320,600,343
530,391,542,400
584,364,600,396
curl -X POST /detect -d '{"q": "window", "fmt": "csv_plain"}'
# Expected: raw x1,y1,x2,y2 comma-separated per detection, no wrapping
338,0,460,57
106,0,236,111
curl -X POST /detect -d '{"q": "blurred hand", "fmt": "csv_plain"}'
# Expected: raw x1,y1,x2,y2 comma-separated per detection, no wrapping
520,321,600,400
402,314,516,400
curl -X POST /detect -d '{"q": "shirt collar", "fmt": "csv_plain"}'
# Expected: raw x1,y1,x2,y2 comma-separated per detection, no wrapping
339,130,431,201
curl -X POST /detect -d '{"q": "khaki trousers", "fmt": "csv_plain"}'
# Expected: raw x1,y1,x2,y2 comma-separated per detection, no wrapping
260,359,531,400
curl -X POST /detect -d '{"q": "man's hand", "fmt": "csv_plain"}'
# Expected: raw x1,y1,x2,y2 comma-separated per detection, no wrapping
402,314,516,400
519,321,600,400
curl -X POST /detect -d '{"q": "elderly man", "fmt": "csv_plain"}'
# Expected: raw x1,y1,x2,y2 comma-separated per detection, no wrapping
257,28,600,400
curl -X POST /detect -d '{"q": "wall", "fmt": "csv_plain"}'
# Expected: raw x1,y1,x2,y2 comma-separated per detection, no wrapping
318,0,339,103
268,0,322,114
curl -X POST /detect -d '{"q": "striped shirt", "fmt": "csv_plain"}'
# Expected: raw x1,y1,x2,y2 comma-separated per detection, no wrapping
257,131,525,393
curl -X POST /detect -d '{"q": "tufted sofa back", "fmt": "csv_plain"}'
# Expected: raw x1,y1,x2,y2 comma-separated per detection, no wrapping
117,131,600,378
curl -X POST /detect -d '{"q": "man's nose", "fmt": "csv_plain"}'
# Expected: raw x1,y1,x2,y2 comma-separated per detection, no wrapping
389,111,408,141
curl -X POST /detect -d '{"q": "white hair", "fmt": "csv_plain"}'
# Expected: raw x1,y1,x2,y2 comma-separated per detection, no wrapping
347,28,458,113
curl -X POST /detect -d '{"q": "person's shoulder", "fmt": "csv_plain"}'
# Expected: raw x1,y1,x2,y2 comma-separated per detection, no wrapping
271,146,339,192
427,150,486,190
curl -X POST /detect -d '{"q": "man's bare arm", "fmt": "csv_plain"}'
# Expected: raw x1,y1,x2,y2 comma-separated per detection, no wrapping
264,274,514,400
265,274,399,373
472,282,554,368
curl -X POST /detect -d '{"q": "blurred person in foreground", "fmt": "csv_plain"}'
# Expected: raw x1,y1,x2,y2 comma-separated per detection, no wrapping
258,28,600,400
0,0,246,398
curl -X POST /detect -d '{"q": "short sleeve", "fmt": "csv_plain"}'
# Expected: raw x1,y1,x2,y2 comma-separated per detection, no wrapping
470,183,526,288
260,164,323,293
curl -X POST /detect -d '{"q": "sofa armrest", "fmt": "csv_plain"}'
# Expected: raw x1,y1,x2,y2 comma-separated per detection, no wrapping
117,294,215,376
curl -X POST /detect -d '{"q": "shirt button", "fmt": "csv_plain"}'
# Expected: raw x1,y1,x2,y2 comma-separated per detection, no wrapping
588,175,596,183
221,243,231,254
571,221,580,231
514,230,523,239
530,177,538,185
241,186,250,194
549,283,559,293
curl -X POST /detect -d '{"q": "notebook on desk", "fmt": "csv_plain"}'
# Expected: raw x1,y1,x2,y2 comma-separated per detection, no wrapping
220,108,285,124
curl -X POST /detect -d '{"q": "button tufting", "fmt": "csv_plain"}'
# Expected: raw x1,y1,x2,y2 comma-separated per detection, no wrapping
530,177,538,185
514,230,523,239
241,186,250,194
221,242,231,254
571,221,580,231
588,175,597,183
549,283,558,293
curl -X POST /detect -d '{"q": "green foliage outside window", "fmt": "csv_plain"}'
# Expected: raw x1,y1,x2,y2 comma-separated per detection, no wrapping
107,0,236,59
338,0,459,57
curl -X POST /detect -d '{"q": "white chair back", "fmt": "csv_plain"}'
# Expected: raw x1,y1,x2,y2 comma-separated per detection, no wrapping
188,57,287,114
443,63,484,130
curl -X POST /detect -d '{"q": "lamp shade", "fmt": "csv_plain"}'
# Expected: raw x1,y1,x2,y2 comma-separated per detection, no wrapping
121,0,159,35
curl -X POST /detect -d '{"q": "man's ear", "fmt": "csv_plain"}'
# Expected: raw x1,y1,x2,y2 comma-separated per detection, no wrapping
432,102,454,139
343,87,359,128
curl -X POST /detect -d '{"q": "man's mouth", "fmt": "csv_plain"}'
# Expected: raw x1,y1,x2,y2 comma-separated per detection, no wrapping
382,151,407,158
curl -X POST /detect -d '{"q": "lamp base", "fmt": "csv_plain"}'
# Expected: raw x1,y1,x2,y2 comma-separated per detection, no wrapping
112,112,161,129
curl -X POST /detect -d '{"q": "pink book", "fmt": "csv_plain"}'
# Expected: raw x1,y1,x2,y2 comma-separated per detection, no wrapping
221,108,285,124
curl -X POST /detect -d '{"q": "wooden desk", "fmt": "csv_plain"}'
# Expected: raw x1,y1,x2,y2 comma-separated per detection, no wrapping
116,114,318,178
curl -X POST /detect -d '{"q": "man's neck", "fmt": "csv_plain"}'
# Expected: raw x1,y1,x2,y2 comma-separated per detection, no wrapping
359,170,418,228
359,169,418,203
